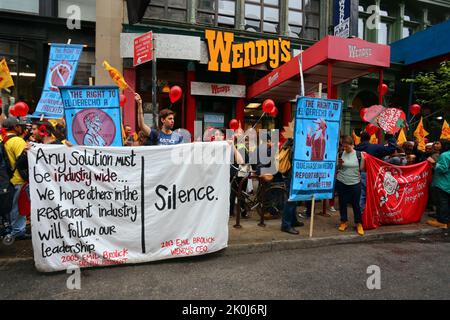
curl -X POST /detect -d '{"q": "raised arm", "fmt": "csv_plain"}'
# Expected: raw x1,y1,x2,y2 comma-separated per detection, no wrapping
135,93,151,137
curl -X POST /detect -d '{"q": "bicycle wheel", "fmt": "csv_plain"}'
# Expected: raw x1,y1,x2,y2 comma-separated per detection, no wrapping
261,186,288,216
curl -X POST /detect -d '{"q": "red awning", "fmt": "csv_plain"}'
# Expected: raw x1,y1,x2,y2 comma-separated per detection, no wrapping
247,36,391,102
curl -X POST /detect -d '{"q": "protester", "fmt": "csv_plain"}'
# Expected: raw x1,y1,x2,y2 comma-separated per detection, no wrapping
356,132,397,212
229,129,248,218
124,124,137,146
280,137,303,235
135,93,183,145
336,135,364,236
426,140,450,229
1,117,30,240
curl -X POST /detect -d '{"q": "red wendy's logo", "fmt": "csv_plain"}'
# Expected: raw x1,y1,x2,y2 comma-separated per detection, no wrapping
49,60,73,92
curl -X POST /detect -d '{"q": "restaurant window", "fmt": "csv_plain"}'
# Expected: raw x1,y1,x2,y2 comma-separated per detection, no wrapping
196,0,236,27
144,0,187,23
0,0,39,14
402,6,419,39
377,2,395,44
73,51,95,85
288,0,320,40
245,0,280,34
58,0,96,22
0,40,37,112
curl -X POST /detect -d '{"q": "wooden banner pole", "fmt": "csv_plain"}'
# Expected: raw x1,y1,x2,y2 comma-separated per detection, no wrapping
309,196,316,238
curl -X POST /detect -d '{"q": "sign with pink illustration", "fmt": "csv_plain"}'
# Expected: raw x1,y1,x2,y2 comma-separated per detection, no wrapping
360,105,406,134
32,44,83,119
60,86,123,147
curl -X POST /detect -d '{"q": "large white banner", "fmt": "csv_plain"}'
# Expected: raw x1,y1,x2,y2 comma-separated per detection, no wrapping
28,142,231,272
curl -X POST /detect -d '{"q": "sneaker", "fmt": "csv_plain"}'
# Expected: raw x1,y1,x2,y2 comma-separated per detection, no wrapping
356,223,364,236
329,206,337,212
338,222,348,232
426,219,448,229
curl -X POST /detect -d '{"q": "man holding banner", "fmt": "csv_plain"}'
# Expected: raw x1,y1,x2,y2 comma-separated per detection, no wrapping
135,94,183,145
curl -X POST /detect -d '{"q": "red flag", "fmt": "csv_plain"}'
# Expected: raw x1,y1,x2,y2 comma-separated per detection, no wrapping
362,154,432,230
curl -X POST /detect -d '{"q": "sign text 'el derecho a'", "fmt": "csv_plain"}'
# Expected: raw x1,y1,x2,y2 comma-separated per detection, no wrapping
205,29,291,72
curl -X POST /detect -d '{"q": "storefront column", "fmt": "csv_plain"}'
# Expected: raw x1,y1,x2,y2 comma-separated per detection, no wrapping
236,72,246,128
186,62,196,138
123,67,136,130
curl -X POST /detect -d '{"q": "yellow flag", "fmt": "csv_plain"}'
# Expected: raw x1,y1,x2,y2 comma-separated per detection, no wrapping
441,120,450,140
413,117,429,152
103,61,128,90
0,59,14,89
370,134,378,144
352,130,361,145
397,128,407,146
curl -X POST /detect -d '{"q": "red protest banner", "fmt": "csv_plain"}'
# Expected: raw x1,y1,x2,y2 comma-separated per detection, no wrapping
363,154,432,230
134,31,153,67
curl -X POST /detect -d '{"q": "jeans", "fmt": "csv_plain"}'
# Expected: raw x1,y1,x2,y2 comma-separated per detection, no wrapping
435,187,450,224
336,180,362,224
9,184,26,237
229,177,247,216
360,172,367,212
281,176,298,229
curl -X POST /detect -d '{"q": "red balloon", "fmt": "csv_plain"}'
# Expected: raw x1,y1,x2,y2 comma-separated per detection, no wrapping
169,86,183,104
365,123,379,136
229,119,239,131
13,102,29,117
119,94,127,107
409,104,421,116
262,99,275,114
9,105,18,117
378,83,389,97
269,106,278,118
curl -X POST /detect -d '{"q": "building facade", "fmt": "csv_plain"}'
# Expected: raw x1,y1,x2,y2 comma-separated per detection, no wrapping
0,0,96,114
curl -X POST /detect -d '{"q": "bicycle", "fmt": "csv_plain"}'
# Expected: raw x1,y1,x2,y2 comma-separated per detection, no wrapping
230,167,287,228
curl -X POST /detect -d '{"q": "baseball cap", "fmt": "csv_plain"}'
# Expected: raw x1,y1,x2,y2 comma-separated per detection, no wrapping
2,116,27,129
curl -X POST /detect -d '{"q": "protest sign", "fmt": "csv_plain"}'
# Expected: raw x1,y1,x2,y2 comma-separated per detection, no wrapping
289,97,343,201
28,142,231,272
363,154,432,230
60,86,123,147
32,44,83,119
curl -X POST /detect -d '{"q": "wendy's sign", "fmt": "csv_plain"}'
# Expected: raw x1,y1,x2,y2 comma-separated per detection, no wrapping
205,29,291,72
363,154,432,229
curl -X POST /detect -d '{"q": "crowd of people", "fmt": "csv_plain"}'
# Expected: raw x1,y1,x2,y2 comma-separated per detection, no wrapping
279,131,450,236
0,94,449,244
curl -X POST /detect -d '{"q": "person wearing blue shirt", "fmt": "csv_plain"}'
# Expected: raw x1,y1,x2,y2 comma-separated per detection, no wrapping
355,132,398,212
135,93,183,145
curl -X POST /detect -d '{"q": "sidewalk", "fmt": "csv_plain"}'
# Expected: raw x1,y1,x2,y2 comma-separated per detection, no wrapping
0,205,445,262
227,204,446,255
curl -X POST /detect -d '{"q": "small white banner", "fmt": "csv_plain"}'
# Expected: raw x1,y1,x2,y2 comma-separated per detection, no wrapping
191,82,246,98
28,142,231,272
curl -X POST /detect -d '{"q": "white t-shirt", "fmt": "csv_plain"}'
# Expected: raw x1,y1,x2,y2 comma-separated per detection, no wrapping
337,150,360,185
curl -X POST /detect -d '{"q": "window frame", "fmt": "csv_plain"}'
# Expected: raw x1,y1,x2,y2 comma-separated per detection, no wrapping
196,0,236,27
146,0,188,23
287,0,320,41
245,0,281,34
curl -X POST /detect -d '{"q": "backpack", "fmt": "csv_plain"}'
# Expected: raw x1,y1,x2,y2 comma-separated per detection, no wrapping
0,135,28,184
0,139,14,193
277,141,293,175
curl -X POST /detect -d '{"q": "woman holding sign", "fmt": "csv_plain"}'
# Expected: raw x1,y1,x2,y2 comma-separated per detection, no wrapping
336,136,365,236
